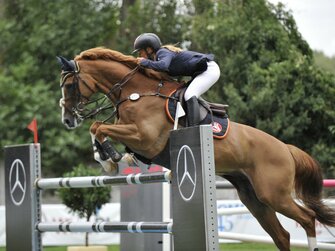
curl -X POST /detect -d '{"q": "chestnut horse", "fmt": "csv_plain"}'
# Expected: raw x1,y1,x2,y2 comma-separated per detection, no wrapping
58,47,335,251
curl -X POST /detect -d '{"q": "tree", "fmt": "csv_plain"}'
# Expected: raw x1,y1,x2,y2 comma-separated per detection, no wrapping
189,0,335,176
0,0,119,176
314,51,335,75
58,164,111,246
113,0,190,53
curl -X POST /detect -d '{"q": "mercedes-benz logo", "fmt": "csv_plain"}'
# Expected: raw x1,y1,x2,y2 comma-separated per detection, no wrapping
9,159,27,206
176,145,196,201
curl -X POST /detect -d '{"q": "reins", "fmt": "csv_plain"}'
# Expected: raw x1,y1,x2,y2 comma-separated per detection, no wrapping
60,61,178,123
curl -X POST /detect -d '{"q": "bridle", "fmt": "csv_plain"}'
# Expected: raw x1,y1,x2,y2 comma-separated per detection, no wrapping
59,60,142,122
59,60,177,123
60,60,115,122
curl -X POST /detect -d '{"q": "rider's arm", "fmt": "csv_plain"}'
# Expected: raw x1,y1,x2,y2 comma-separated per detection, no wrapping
139,49,174,72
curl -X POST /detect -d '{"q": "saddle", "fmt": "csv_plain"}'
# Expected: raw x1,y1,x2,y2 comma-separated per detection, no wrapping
165,87,230,139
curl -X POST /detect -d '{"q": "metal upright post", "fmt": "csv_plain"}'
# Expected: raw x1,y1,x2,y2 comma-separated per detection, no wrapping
170,125,219,251
4,144,42,251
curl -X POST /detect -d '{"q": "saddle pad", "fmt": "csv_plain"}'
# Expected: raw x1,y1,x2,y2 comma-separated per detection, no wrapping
165,90,230,139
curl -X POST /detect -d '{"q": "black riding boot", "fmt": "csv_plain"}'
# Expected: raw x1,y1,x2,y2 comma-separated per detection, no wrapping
186,96,200,127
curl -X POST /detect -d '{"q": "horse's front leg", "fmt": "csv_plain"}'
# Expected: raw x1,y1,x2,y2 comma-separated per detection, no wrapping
90,121,122,162
89,121,120,174
90,121,138,172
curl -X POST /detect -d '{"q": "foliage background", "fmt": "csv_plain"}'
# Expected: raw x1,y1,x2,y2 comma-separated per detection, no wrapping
0,0,334,178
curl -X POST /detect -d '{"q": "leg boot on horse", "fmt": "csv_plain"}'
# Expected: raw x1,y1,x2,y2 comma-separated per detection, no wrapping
101,140,122,162
89,121,122,162
94,139,109,161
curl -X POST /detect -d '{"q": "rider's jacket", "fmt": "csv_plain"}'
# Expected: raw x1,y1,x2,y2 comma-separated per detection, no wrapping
139,48,214,77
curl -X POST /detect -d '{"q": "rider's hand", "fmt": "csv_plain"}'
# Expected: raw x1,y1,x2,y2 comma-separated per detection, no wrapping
136,57,145,65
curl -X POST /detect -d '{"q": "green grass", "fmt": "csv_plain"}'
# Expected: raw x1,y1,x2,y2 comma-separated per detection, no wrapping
0,243,320,251
221,243,310,250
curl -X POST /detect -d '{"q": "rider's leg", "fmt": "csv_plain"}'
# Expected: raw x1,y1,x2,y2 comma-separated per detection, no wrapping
184,61,220,126
186,96,200,126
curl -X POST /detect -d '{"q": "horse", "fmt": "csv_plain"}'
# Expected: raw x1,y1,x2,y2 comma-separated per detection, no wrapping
57,47,335,251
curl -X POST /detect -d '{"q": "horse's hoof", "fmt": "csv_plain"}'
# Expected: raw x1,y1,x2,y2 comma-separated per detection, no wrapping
101,160,119,174
122,153,138,166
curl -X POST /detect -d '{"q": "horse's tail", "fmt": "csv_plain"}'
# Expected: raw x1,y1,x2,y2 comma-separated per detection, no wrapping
287,144,335,227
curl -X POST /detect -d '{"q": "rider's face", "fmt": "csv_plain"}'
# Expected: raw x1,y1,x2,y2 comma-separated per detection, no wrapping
138,47,155,60
138,49,148,58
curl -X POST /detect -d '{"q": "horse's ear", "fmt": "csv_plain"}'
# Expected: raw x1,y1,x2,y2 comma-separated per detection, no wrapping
56,56,75,71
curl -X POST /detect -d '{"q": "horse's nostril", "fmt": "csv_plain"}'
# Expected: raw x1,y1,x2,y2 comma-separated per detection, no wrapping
64,119,71,126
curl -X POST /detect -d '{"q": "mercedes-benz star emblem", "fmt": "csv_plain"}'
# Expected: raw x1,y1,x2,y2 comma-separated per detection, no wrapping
176,145,196,201
9,159,27,206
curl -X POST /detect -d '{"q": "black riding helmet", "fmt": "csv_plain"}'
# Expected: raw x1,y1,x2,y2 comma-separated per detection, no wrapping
132,33,162,54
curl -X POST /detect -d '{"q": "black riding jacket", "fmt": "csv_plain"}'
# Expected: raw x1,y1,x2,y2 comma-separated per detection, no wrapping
139,48,214,77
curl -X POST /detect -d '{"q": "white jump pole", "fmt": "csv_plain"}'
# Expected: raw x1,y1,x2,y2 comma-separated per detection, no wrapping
219,232,335,250
217,207,250,215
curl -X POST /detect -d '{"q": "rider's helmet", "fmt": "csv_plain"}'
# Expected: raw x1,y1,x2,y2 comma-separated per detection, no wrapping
132,33,162,54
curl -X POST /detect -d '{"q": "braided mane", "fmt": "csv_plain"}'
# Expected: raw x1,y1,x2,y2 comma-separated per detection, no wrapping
75,47,138,68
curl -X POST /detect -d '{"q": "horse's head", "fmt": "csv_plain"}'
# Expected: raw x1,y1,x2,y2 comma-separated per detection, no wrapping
57,56,96,129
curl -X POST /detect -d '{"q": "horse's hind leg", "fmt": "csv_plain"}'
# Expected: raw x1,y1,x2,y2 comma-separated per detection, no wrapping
223,173,291,251
265,193,317,251
248,165,318,251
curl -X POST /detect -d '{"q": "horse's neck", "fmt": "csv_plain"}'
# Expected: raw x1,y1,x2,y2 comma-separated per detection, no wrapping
81,60,180,96
80,60,131,92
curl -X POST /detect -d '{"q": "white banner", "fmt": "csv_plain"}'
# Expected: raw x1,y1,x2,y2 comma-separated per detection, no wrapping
217,200,335,243
1,200,335,246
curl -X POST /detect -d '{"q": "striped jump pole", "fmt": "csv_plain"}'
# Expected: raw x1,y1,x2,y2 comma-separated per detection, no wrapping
37,221,173,234
4,125,219,251
35,171,171,189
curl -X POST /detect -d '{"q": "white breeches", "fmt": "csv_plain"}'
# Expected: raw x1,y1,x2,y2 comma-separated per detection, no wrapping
184,61,221,101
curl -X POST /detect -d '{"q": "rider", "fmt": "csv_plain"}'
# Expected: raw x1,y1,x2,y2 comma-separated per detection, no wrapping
133,33,220,126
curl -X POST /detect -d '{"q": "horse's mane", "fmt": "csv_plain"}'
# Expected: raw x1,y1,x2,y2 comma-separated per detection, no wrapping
75,47,138,69
74,47,174,81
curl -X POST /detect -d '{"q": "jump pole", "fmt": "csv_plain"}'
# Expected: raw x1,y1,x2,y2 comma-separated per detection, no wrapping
4,125,219,251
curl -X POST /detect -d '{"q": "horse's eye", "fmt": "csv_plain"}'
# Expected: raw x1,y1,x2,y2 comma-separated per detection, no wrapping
64,84,76,95
65,84,75,90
